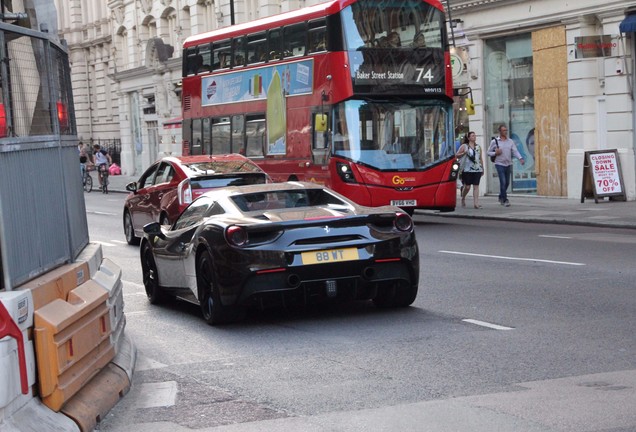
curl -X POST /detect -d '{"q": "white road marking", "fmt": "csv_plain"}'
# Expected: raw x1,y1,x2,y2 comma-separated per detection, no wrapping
90,211,117,216
462,319,514,330
93,240,115,247
439,250,585,266
539,235,572,239
111,239,127,244
124,310,149,316
133,381,177,408
135,354,168,372
123,280,144,289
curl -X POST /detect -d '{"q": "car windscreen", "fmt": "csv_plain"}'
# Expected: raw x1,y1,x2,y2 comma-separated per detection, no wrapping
191,173,268,189
231,189,346,212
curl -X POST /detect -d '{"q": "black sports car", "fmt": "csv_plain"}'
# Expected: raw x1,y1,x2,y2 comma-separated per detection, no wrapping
140,182,419,325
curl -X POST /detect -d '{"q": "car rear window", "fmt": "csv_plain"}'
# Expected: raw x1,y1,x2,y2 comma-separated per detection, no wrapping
191,173,267,189
231,189,344,212
184,160,263,174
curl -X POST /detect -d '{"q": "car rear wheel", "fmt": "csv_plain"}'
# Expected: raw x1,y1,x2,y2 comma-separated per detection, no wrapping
372,284,396,308
124,210,140,245
141,243,164,304
373,281,417,308
393,283,418,307
196,250,244,325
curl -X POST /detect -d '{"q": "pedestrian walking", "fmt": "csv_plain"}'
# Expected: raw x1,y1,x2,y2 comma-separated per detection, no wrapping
456,131,484,208
487,124,524,207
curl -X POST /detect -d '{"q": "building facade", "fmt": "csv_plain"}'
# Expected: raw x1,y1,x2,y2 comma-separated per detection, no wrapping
450,0,636,201
56,0,636,200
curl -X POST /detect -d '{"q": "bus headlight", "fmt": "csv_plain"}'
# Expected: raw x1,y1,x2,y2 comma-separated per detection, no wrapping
336,162,357,183
449,159,461,180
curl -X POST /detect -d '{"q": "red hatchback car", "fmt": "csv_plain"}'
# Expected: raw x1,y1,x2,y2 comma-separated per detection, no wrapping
123,154,270,245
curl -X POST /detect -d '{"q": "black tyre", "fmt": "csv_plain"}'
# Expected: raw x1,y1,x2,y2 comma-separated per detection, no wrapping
141,243,164,304
84,174,92,193
196,250,244,325
393,283,418,307
123,210,141,245
372,284,396,308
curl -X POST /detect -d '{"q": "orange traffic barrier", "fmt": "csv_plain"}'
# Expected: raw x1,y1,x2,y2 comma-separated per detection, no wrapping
61,363,130,432
20,262,89,310
34,280,114,411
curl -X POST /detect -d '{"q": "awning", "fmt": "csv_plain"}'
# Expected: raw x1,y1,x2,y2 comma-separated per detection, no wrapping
163,117,182,129
620,14,636,33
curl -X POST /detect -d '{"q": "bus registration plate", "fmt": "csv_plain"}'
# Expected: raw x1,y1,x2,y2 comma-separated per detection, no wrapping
391,200,416,206
301,248,359,265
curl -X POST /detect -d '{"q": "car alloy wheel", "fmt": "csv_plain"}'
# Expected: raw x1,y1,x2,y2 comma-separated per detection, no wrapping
142,243,164,304
197,250,224,325
196,250,245,325
124,211,140,245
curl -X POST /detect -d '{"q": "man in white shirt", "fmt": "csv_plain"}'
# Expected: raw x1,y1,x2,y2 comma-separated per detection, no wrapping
487,124,524,207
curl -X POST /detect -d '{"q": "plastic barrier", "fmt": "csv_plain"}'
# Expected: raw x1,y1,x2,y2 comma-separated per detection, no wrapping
0,301,28,395
0,290,35,406
34,280,114,411
92,258,125,352
0,244,135,432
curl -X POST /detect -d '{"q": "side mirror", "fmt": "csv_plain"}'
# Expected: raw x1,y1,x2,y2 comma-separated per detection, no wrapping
125,181,138,193
143,222,166,239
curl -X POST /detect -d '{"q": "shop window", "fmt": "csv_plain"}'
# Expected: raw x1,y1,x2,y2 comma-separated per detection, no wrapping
484,34,536,194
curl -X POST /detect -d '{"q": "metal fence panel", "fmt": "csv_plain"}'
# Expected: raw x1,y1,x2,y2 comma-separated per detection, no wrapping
0,24,87,290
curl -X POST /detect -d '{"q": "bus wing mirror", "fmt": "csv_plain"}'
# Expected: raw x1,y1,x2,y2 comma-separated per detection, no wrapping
315,114,328,133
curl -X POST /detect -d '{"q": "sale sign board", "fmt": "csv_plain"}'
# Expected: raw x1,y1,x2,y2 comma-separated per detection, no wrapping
590,151,622,194
581,149,626,203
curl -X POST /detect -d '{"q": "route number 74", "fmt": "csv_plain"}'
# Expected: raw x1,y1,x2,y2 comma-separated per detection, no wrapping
416,68,434,83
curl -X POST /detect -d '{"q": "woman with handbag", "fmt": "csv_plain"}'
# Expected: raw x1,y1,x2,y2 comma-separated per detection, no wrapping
455,132,484,209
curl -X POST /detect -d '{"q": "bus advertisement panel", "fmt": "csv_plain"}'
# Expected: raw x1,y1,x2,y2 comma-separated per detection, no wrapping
182,0,459,213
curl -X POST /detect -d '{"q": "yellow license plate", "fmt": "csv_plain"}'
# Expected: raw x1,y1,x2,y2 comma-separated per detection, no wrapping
301,248,359,265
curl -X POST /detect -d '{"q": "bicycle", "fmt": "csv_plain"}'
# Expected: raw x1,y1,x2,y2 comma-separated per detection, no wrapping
82,164,93,192
98,163,109,194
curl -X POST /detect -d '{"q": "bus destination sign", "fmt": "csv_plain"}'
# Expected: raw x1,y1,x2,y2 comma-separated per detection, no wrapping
349,49,445,94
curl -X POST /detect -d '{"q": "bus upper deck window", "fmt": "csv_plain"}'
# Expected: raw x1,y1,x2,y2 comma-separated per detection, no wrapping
283,23,306,57
308,19,327,53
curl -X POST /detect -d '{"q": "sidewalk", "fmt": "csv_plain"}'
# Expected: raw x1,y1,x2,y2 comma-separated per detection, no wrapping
105,174,636,230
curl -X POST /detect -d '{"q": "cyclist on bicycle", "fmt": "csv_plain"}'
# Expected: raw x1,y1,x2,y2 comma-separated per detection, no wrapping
92,144,112,187
79,141,89,182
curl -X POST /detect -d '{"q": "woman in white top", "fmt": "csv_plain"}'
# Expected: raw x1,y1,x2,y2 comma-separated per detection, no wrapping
455,131,484,209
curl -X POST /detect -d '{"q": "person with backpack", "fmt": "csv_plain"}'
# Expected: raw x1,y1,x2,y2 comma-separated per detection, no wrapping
456,131,484,209
487,124,524,207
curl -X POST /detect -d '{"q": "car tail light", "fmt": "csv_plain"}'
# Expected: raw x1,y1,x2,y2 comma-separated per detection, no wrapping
394,212,413,232
178,178,192,206
225,225,248,246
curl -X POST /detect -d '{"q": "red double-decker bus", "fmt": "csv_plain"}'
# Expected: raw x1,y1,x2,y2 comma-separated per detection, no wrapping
181,0,459,213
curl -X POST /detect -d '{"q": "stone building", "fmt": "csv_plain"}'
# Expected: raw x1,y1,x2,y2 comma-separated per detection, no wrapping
56,0,636,200
449,0,636,200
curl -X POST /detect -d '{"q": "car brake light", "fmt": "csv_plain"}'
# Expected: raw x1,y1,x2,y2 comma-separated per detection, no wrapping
225,225,248,246
394,212,413,232
178,178,192,206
